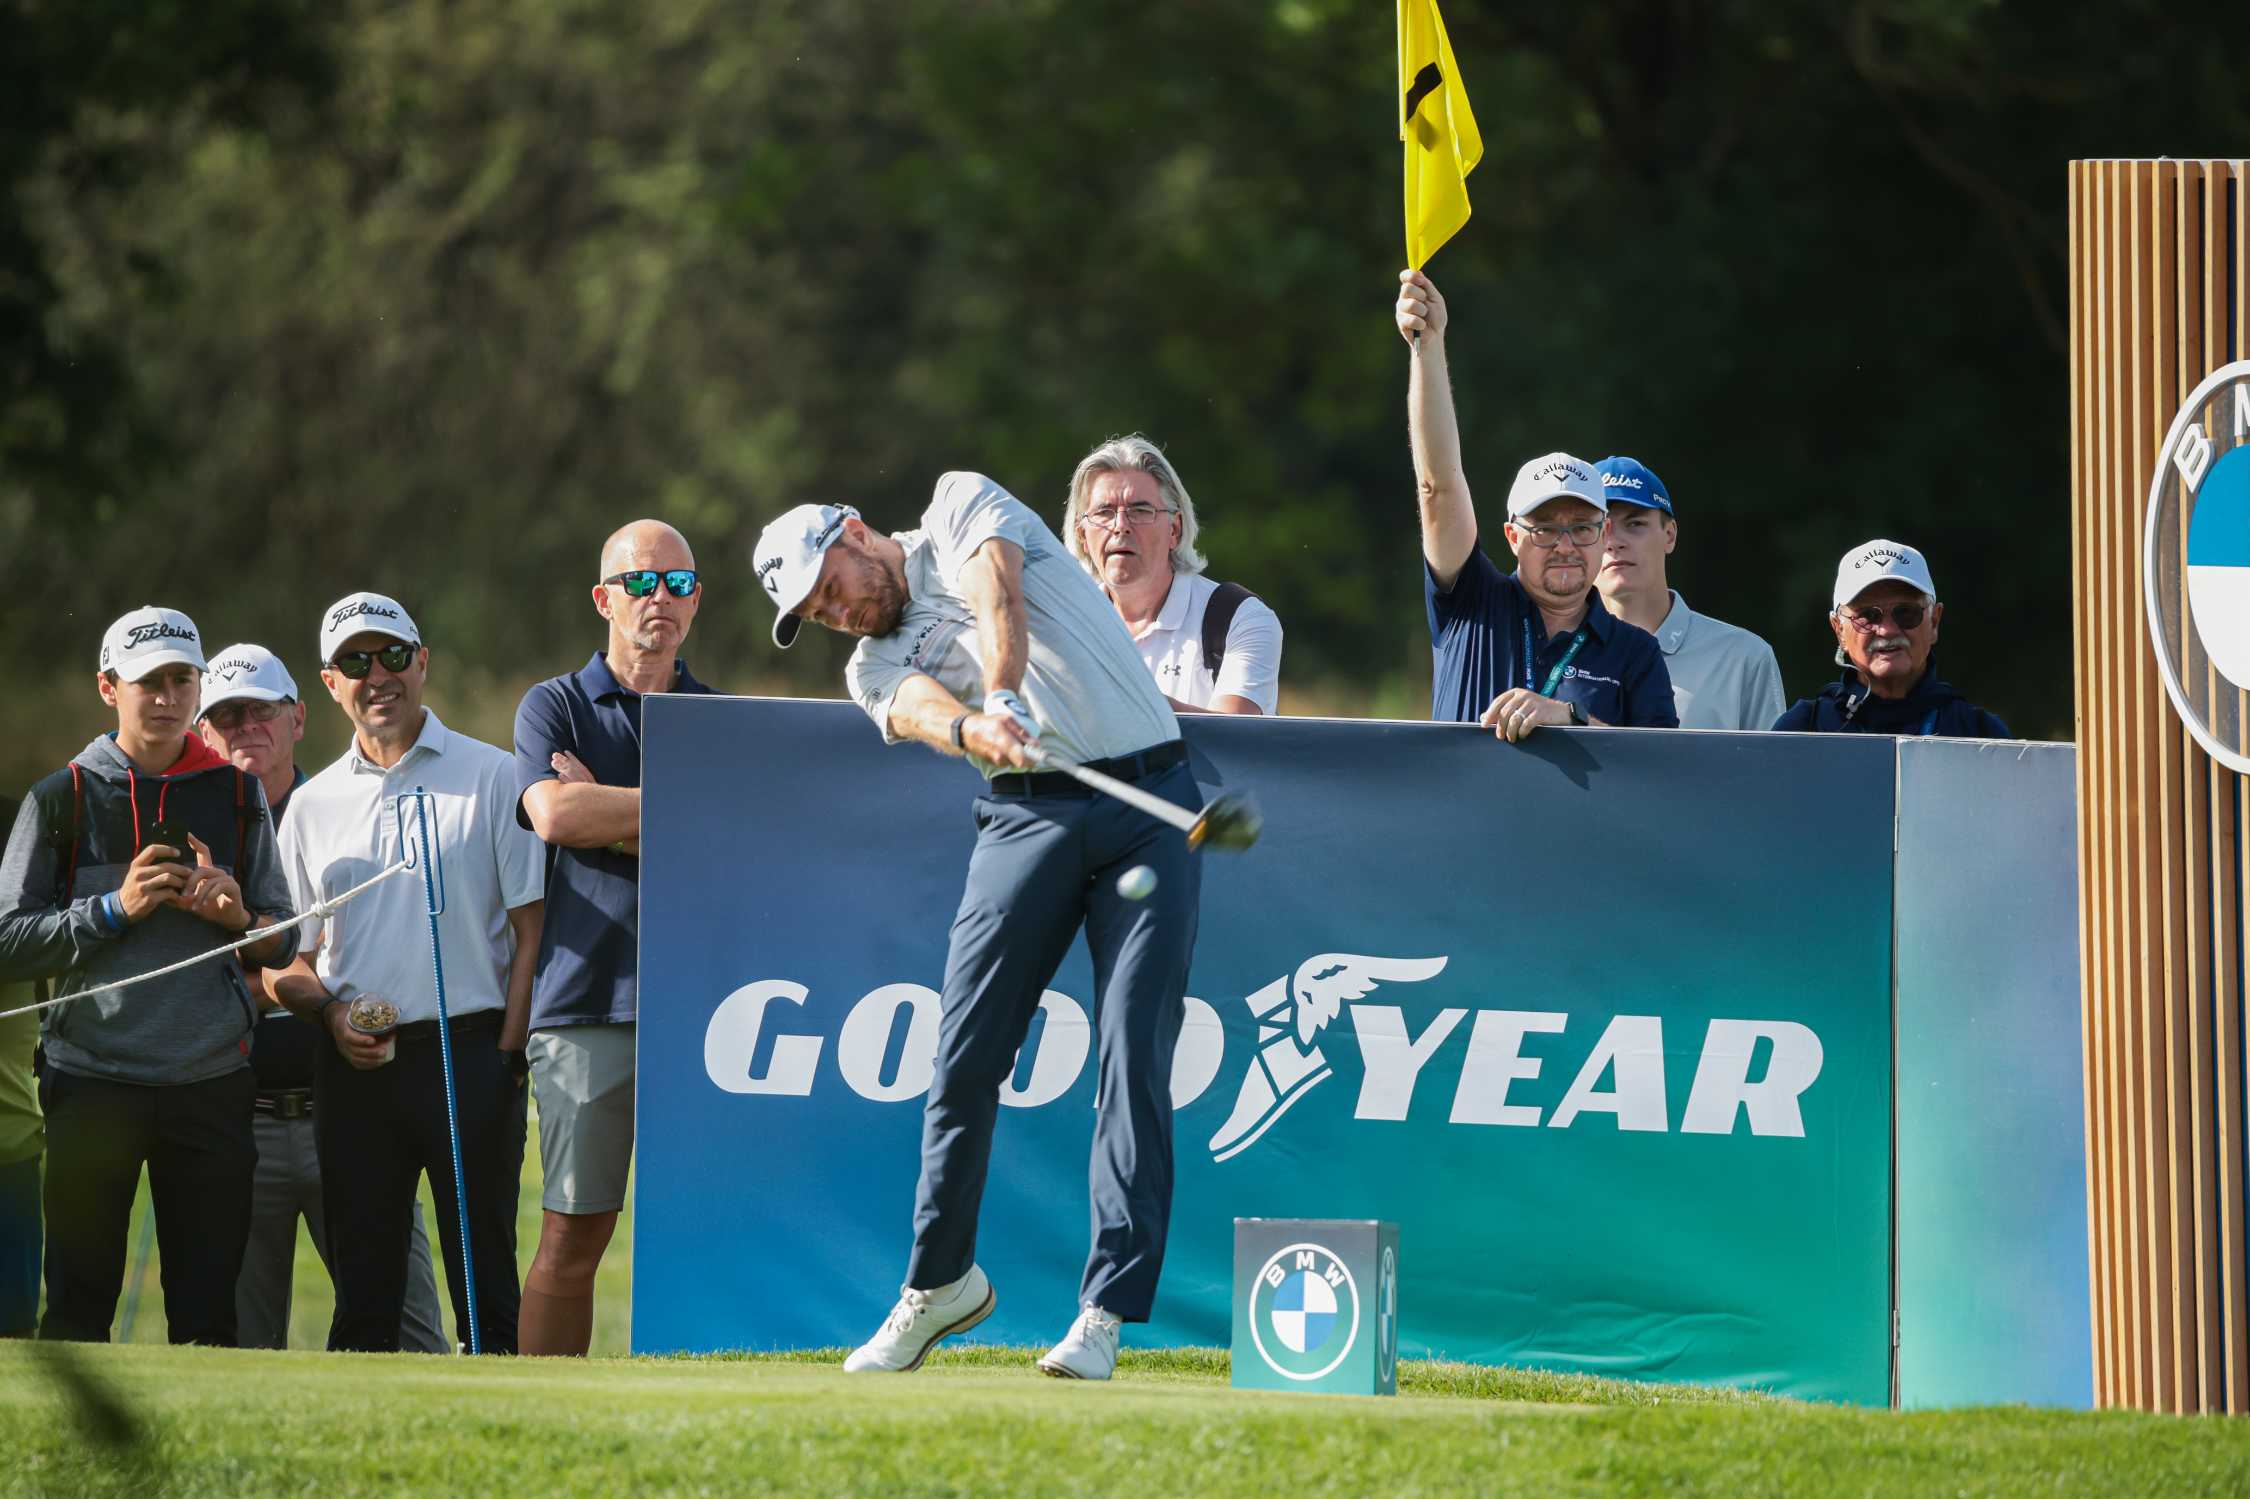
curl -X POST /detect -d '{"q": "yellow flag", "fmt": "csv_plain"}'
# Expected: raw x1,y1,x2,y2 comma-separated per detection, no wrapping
1398,0,1483,269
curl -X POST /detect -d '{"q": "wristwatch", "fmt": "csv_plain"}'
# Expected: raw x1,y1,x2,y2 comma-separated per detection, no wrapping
950,713,970,750
1566,700,1587,726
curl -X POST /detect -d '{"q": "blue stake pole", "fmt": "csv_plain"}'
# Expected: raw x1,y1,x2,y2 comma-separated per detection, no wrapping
405,789,478,1354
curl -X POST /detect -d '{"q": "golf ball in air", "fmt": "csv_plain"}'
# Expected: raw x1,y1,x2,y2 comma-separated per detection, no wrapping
1117,865,1158,901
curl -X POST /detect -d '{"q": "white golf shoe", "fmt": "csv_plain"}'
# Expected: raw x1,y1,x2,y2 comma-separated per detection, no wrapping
1036,1305,1122,1380
841,1265,996,1372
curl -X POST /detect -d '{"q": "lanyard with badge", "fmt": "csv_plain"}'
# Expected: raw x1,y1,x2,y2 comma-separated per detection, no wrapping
1521,618,1589,698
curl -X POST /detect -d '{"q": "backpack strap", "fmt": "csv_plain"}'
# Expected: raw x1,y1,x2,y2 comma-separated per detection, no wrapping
50,764,85,910
1199,582,1256,676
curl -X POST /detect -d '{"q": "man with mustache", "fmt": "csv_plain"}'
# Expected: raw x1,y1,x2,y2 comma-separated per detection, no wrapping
1395,271,1678,738
269,593,545,1353
754,471,1202,1382
1774,541,2012,738
0,607,297,1344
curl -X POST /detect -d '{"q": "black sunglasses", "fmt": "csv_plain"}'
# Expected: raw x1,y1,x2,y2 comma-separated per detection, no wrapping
604,569,699,599
328,643,418,679
1840,602,1928,632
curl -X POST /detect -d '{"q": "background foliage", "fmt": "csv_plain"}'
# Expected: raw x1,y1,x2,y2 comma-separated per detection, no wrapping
6,0,2246,782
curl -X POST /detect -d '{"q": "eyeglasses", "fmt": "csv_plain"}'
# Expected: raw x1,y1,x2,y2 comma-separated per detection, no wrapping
328,643,418,679
1839,602,1929,632
1081,503,1175,532
1514,520,1605,549
604,569,699,598
204,700,288,731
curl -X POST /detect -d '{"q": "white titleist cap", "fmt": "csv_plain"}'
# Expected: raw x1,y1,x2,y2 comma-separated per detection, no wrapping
1506,452,1607,520
1832,540,1937,612
201,643,301,717
754,502,859,648
100,606,205,679
319,592,421,663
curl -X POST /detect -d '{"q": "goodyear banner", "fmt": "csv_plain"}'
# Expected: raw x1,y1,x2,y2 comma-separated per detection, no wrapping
636,700,1902,1402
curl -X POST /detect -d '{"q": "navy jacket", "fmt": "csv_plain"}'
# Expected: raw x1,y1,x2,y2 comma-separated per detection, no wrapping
1773,663,2012,739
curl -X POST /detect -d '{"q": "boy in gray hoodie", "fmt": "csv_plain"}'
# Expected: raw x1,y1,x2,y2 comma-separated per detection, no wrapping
0,607,298,1344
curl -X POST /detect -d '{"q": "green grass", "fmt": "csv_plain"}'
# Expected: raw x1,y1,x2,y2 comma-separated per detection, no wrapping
5,1342,2249,1498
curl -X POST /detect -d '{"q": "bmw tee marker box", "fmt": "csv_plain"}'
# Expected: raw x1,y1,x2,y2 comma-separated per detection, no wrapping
1231,1219,1398,1396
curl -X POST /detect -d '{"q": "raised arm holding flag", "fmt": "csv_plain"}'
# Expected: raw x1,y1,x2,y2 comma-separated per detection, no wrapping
1399,0,1482,269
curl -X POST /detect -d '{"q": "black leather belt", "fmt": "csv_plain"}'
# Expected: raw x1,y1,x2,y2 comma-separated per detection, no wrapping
392,1008,505,1044
988,739,1187,799
254,1089,313,1120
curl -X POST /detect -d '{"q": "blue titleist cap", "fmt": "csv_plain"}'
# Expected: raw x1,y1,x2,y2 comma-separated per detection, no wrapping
1595,456,1673,516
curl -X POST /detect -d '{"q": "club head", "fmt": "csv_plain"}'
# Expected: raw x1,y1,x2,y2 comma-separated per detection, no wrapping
1187,791,1262,852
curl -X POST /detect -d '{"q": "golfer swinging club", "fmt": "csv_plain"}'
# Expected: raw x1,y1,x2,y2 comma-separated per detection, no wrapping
756,471,1203,1380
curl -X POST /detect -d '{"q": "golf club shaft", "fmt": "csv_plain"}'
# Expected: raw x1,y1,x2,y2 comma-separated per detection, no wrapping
1033,751,1200,835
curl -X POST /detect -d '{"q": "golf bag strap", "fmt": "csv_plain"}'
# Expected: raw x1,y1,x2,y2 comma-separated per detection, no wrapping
52,764,84,910
1200,582,1256,675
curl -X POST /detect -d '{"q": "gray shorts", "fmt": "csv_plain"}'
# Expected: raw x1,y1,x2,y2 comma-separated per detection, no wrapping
528,1023,636,1215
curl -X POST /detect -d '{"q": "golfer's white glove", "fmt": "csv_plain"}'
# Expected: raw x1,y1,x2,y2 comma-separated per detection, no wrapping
985,688,1043,746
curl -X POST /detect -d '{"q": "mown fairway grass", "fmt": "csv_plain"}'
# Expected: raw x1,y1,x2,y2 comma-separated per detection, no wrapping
5,1342,2249,1498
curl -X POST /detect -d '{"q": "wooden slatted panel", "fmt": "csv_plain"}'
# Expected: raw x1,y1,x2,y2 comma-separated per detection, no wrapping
2072,158,2250,1414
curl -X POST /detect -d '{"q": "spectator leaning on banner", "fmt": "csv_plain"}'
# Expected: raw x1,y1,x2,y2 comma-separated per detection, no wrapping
1061,435,1283,715
513,520,714,1359
199,643,449,1353
270,592,544,1354
0,607,297,1346
0,795,40,1340
1592,456,1786,731
1774,541,2012,738
1396,270,1677,738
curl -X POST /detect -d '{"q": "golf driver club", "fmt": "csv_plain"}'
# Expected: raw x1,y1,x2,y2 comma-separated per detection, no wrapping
1030,749,1262,851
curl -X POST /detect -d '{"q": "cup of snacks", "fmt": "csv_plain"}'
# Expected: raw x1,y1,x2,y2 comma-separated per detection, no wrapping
347,996,400,1065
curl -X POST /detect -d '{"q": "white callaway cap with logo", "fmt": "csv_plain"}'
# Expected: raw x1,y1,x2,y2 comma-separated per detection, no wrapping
1831,540,1937,612
100,606,206,679
202,643,301,716
754,503,861,648
1505,452,1607,521
319,591,422,663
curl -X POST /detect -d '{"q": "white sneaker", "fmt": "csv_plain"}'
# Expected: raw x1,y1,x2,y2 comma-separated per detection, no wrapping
842,1265,996,1372
1036,1305,1122,1380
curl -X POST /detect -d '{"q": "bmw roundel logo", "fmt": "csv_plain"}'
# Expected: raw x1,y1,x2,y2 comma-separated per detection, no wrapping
1248,1242,1362,1381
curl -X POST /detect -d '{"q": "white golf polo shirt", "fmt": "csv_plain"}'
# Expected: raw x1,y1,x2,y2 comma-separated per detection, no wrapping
1128,572,1283,713
277,710,544,1024
847,471,1179,775
1651,590,1787,731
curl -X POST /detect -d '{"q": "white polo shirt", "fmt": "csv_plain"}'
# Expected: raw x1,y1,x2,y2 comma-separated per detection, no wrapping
1128,572,1283,713
277,710,544,1023
846,472,1179,775
1651,590,1787,731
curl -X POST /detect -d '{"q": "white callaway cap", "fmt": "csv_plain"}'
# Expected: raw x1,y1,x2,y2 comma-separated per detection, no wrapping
319,591,421,663
202,643,300,716
1832,539,1937,612
1505,452,1606,520
100,606,205,679
754,502,859,648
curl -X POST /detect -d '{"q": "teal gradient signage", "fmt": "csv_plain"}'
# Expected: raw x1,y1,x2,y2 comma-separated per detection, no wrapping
637,702,1898,1403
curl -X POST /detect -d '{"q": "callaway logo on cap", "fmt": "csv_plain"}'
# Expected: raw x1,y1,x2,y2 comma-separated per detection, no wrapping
1595,456,1674,517
99,606,205,679
1832,539,1937,611
318,591,422,663
1504,452,1606,521
754,503,861,648
201,643,300,717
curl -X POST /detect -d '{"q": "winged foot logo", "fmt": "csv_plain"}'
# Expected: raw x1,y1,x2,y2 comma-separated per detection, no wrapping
1208,954,1448,1161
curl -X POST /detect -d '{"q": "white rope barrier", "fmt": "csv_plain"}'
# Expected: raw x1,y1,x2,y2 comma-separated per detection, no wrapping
0,855,417,1022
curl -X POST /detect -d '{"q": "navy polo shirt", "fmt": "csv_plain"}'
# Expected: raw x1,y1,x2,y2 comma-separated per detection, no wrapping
513,651,715,1029
1426,544,1678,728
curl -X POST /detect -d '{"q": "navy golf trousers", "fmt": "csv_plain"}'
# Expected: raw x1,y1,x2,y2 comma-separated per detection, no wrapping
904,755,1202,1322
